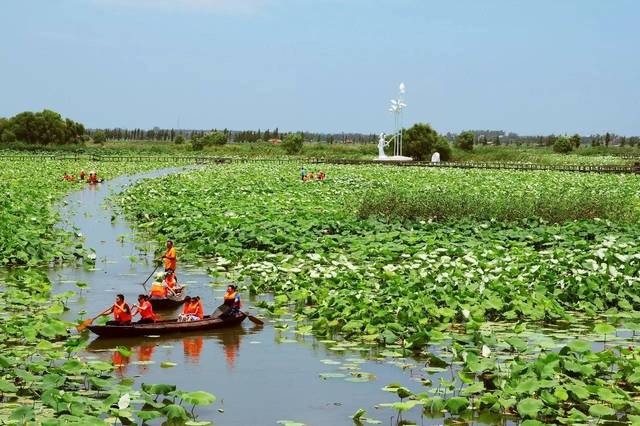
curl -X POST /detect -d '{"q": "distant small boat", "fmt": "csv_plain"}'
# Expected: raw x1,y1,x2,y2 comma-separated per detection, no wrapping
149,289,187,310
88,314,246,338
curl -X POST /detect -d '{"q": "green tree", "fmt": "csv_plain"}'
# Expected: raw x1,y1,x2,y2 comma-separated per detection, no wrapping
202,131,227,146
456,131,474,151
174,134,185,145
570,133,581,148
191,136,205,151
553,135,573,154
1,129,16,143
403,123,439,161
605,132,611,147
434,136,452,161
283,133,304,154
93,131,107,145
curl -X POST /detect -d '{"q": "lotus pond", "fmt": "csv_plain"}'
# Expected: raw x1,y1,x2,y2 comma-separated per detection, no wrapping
116,163,640,425
3,158,640,425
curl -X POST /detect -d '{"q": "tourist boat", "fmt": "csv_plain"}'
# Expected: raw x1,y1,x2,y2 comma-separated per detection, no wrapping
149,289,187,310
88,314,246,338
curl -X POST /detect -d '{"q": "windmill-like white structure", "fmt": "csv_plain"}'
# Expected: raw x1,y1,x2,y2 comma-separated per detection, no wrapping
377,82,412,161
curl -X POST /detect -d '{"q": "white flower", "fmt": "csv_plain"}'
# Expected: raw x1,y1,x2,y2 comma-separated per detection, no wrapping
481,345,491,358
462,309,470,319
118,393,130,410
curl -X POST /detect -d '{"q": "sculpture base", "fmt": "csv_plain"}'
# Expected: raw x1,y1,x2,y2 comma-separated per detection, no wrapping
374,155,413,162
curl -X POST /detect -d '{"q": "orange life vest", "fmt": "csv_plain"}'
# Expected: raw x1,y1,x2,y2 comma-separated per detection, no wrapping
138,300,156,320
223,291,241,309
194,301,204,319
164,273,176,289
183,300,203,319
150,282,167,298
113,302,132,323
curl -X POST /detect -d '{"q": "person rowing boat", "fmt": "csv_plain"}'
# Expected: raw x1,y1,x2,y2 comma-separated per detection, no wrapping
76,294,132,330
104,294,133,325
132,294,156,323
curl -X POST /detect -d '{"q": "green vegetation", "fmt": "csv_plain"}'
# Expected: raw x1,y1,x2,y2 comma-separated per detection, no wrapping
283,132,304,154
456,130,474,152
358,169,639,223
0,158,170,266
118,162,640,423
0,157,220,424
0,110,85,146
553,135,574,154
403,123,451,161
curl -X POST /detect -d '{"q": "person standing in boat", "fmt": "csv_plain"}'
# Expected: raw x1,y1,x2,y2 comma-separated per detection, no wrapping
161,240,177,275
132,294,156,323
103,294,132,326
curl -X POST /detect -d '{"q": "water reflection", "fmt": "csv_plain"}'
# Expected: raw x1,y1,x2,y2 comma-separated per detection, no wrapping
183,336,203,363
87,324,258,372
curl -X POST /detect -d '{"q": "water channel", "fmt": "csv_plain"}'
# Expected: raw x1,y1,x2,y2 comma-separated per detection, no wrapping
47,168,430,426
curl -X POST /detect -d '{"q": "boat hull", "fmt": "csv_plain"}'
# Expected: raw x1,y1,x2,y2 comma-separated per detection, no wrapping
149,291,187,310
88,314,246,337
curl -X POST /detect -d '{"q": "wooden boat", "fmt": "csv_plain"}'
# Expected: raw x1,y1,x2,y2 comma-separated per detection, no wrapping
149,289,187,310
88,313,246,338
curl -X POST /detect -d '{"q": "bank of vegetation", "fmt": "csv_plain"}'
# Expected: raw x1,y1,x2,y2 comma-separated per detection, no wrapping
119,162,640,423
358,170,640,223
0,157,217,424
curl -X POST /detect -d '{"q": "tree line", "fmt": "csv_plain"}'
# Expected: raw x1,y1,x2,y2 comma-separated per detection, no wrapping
87,127,378,144
1,109,638,151
445,130,640,148
0,110,85,145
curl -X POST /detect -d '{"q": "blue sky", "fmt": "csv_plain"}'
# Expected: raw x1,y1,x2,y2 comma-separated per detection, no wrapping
1,0,638,135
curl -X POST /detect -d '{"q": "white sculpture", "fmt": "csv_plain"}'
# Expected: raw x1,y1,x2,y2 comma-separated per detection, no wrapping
374,82,413,162
377,133,389,159
431,152,441,163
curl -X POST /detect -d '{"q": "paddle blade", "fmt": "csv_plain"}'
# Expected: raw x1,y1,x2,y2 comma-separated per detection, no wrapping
246,314,264,325
76,318,94,332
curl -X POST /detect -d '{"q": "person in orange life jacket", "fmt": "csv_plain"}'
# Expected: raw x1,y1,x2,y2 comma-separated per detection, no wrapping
222,285,241,317
178,296,203,322
79,170,86,180
132,294,156,324
161,240,176,273
149,272,168,298
103,294,132,326
162,268,180,296
88,171,99,184
177,296,193,322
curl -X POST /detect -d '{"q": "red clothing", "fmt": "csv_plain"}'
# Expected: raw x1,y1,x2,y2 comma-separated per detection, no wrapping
138,300,156,321
113,302,132,323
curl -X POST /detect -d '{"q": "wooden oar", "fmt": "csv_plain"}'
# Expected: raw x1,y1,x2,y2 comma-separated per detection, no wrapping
76,308,110,332
141,264,160,292
244,312,264,325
